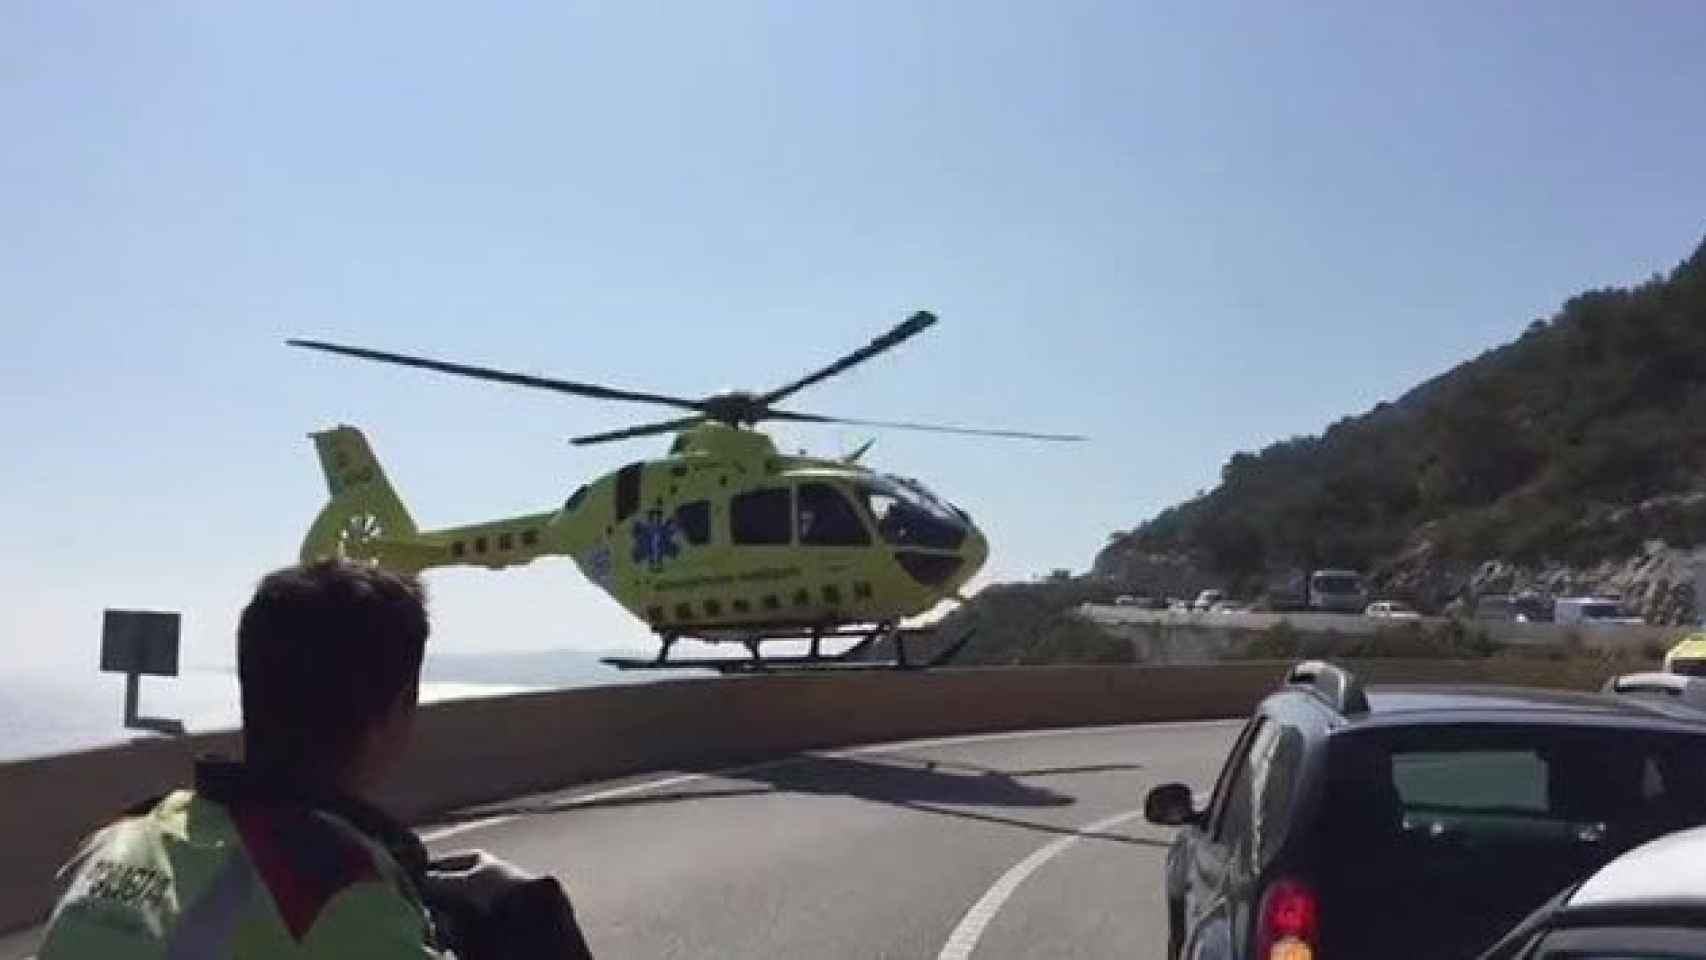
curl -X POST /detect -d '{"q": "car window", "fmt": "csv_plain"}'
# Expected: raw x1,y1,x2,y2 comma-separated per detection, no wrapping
1392,749,1548,813
1252,724,1305,866
1219,721,1289,852
1201,716,1262,832
1207,717,1267,841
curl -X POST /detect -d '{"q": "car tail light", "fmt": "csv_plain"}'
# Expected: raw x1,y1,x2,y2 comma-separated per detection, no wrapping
1255,877,1319,960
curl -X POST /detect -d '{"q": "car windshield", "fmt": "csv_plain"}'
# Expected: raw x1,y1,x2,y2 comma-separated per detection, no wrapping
1580,603,1623,619
1314,576,1362,594
1320,726,1706,959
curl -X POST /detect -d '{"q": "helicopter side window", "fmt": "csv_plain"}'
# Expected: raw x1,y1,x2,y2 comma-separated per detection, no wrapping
797,483,870,546
615,463,643,522
675,500,711,545
731,487,792,545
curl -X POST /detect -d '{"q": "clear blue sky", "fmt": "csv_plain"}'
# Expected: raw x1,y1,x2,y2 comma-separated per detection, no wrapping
5,1,1705,668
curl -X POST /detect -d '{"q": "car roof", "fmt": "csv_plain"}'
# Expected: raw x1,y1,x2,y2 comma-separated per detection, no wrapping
1570,826,1706,910
1277,683,1706,733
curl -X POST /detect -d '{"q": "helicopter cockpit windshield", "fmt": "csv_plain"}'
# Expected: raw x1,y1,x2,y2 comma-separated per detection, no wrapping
857,476,968,550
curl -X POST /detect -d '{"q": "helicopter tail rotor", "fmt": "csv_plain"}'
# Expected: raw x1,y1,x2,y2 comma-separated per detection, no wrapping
302,425,424,569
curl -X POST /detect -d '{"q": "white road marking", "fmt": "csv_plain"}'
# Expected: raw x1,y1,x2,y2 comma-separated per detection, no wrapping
417,719,1234,843
421,771,732,842
936,806,1149,960
421,816,516,843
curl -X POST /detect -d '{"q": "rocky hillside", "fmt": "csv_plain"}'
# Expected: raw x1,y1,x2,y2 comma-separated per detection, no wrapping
1096,235,1706,621
1387,538,1706,624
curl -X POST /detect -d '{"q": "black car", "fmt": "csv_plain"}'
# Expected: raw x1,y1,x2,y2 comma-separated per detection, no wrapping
1145,663,1706,959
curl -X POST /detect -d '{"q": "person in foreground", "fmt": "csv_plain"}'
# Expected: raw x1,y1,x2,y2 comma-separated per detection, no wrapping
38,560,593,958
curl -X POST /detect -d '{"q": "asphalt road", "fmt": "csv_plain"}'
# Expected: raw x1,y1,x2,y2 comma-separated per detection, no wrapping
2,720,1241,959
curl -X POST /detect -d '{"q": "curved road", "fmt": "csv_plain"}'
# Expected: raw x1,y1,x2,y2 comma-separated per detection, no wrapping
2,720,1240,959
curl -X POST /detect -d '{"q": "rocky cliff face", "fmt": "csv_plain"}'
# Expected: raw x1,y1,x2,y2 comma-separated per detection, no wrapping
1378,538,1706,625
1100,522,1706,626
1089,541,1218,600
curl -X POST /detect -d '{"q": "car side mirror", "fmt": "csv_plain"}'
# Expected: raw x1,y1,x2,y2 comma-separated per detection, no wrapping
1145,782,1202,827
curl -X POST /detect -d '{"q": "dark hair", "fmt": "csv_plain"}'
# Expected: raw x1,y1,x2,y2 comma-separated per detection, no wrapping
238,560,429,781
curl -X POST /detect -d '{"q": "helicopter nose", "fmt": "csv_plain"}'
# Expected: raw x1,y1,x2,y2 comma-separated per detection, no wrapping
894,523,987,589
960,525,989,581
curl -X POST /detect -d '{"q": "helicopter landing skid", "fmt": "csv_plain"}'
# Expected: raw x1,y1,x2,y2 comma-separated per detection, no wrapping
599,622,976,674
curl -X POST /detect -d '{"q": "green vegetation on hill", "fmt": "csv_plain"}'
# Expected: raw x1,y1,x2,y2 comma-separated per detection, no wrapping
1107,236,1706,590
938,580,1135,665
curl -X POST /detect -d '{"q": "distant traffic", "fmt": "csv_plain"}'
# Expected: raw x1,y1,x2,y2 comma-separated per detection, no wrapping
1115,565,1671,628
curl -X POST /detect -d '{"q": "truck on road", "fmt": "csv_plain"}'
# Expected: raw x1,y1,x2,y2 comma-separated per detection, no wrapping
1307,569,1368,613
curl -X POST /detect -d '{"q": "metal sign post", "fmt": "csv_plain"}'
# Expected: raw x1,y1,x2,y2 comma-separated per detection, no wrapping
100,609,185,735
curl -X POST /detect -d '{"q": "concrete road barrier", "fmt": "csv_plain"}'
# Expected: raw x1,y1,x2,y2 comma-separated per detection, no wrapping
0,659,1621,933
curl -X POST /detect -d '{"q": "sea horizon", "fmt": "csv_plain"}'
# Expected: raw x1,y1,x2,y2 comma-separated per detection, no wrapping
0,648,657,763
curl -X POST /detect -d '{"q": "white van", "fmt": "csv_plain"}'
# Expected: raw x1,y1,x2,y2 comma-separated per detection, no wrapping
1191,589,1224,612
1554,597,1644,626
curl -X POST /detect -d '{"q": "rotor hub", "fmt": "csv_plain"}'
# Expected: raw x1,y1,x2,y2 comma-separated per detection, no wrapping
700,391,766,427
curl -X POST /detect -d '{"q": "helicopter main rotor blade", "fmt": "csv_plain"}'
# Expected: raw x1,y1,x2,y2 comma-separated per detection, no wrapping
766,408,1087,442
288,339,707,413
759,310,938,406
570,415,708,446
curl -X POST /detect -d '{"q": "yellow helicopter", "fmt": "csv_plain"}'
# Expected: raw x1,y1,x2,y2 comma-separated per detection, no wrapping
291,311,1082,670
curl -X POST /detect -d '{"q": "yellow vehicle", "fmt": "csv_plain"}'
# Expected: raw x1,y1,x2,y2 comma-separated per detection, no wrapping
1665,633,1706,677
291,312,1081,669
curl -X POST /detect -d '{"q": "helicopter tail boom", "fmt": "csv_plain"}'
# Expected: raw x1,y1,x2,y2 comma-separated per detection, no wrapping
301,425,568,574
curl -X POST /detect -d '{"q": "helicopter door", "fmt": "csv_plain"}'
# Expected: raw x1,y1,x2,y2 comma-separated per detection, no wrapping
730,487,792,545
797,483,871,546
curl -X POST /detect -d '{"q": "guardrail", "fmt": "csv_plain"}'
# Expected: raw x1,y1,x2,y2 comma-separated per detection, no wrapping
0,660,1619,934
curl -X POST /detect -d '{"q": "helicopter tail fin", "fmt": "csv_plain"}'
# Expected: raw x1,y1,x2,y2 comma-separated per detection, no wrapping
300,425,424,569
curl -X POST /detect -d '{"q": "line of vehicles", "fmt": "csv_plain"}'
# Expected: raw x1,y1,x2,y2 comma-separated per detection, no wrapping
1471,592,1648,626
1148,659,1706,959
1115,569,1377,616
1116,570,1391,617
1117,567,1654,626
